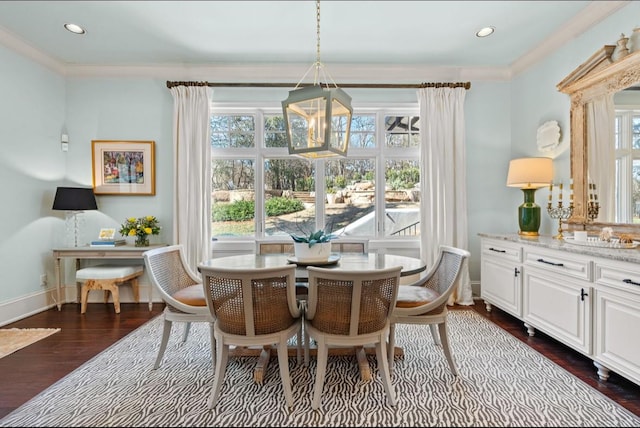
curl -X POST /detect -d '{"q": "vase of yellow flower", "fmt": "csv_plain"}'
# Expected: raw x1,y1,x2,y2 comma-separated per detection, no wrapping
119,216,161,247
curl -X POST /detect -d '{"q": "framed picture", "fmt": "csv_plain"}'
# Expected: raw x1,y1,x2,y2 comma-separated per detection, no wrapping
92,140,155,195
98,228,116,240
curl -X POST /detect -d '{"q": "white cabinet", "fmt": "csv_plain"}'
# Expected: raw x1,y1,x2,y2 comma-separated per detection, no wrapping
592,259,640,384
480,239,522,317
522,246,592,355
479,233,640,387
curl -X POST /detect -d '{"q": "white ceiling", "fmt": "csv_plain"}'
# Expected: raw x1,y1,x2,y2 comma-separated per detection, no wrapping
0,1,629,77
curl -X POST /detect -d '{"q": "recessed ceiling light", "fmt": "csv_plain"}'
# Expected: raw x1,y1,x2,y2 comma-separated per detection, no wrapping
64,23,86,35
476,26,495,38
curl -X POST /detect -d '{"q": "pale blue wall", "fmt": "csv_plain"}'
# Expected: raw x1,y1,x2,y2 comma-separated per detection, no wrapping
510,0,640,238
1,2,638,319
0,44,66,303
64,78,174,243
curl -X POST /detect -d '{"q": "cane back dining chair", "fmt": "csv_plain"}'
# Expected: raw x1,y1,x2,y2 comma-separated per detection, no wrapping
387,245,470,376
143,245,215,370
199,264,303,409
304,265,402,410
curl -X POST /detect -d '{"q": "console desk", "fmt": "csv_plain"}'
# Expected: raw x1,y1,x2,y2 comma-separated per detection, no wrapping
479,232,640,386
52,244,166,311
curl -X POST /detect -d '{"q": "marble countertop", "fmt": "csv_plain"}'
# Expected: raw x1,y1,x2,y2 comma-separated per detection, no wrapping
478,232,640,264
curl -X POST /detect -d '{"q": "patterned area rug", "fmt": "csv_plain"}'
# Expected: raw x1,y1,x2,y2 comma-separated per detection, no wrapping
0,311,637,427
0,328,60,359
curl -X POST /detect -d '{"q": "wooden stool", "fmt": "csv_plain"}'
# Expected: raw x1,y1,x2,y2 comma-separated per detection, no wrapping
76,265,144,314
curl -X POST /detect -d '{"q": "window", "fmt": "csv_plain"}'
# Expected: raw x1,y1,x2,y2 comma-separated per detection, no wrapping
210,106,421,240
614,109,640,223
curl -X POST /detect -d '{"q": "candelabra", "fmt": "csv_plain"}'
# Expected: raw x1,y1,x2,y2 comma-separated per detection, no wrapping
587,201,600,222
546,181,573,240
547,201,573,240
585,182,600,222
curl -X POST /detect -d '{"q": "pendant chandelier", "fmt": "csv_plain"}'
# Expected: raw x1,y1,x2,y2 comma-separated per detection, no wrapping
282,0,352,159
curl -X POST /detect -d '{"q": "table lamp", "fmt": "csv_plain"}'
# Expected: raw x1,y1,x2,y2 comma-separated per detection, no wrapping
52,186,98,247
506,157,553,236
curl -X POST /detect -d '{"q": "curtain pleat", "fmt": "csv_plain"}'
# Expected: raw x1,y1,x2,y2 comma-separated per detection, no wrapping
170,86,212,272
418,87,472,305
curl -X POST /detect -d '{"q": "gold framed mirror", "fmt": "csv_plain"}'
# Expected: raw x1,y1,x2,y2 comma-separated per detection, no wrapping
557,46,640,239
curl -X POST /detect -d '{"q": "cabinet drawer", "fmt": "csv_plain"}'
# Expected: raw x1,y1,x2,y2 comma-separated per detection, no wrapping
594,258,640,293
482,239,521,263
523,247,592,281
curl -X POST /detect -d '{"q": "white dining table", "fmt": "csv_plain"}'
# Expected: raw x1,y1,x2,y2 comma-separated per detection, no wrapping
198,252,427,382
198,252,427,281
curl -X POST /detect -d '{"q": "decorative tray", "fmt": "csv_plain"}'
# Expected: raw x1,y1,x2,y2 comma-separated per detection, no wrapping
563,237,639,249
286,254,341,266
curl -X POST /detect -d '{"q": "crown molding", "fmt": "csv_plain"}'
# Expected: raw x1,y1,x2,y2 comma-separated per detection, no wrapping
511,0,629,76
63,62,512,82
0,25,65,75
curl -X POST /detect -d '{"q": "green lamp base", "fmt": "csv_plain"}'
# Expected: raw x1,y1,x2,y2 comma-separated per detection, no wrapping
518,188,541,236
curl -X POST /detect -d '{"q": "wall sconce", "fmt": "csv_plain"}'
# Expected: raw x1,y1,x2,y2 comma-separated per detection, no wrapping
506,157,554,236
52,186,98,247
281,0,352,159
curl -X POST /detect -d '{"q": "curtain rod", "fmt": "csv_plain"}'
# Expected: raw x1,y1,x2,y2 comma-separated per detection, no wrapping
165,81,471,90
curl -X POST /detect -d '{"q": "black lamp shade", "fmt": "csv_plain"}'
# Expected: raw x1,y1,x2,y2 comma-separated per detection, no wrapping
52,187,98,211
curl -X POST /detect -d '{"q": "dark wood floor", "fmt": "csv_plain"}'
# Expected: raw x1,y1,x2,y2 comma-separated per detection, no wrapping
0,300,638,420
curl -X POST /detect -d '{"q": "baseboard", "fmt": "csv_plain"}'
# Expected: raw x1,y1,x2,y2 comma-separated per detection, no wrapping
0,283,159,327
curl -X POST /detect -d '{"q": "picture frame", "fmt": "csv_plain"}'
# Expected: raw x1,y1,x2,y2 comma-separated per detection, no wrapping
98,228,116,240
92,140,155,195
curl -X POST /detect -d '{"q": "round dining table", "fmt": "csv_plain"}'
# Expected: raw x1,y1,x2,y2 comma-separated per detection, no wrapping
198,251,426,383
198,252,427,282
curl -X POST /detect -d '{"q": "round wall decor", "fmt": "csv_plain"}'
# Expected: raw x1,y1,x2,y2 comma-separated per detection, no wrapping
536,120,561,152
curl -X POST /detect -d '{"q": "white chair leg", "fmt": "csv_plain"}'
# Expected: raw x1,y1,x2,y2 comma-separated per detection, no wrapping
208,341,229,409
208,323,216,369
438,322,458,376
153,319,172,369
277,339,294,408
429,324,441,345
387,323,396,375
303,321,310,367
296,324,302,365
376,338,396,407
312,339,328,410
182,322,191,342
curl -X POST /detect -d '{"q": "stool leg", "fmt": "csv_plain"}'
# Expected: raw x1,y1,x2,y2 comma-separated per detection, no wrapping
103,290,110,304
111,285,120,314
80,281,91,314
131,277,140,303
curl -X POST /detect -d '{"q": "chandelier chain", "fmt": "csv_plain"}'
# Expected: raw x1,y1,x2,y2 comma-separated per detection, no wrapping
316,0,321,65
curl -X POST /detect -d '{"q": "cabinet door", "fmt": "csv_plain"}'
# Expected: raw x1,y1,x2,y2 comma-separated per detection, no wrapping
523,267,591,355
593,287,640,385
593,259,640,385
481,256,521,317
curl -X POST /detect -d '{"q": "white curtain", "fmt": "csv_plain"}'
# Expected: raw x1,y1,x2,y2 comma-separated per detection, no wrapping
586,94,615,222
170,85,213,272
418,87,473,305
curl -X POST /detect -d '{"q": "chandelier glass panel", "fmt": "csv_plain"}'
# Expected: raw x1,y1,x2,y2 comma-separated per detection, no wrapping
282,0,352,158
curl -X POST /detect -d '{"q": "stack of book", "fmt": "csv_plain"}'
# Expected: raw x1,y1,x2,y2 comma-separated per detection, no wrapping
90,239,126,247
